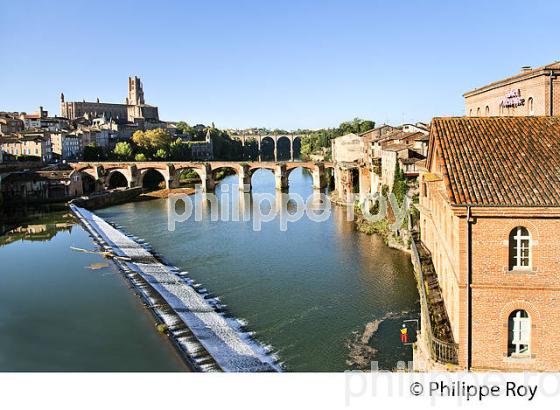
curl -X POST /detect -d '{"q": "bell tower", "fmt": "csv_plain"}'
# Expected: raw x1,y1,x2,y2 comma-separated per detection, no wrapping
128,76,145,106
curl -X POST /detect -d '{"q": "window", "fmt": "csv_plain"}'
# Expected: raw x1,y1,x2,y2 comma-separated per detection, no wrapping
528,97,534,116
508,310,531,357
509,226,531,270
476,107,481,116
469,109,473,116
485,106,490,116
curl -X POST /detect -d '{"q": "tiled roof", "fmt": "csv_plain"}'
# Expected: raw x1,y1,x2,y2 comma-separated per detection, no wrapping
430,116,560,207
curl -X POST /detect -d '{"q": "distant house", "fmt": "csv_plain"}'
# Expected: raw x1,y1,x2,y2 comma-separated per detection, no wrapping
0,170,83,203
190,130,214,161
0,131,53,162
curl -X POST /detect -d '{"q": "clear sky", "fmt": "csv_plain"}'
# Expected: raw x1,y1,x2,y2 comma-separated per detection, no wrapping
1,0,558,130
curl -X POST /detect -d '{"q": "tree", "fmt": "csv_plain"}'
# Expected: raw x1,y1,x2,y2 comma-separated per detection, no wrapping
134,153,147,161
131,130,151,151
131,128,174,157
176,121,192,135
154,148,168,160
147,128,174,150
169,138,191,160
83,145,106,161
392,162,407,206
298,118,376,159
114,141,133,160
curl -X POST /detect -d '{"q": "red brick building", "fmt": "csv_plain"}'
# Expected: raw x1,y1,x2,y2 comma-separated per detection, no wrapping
416,116,560,371
464,62,560,117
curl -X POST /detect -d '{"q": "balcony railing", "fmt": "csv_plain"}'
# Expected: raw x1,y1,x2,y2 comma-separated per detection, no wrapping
410,232,459,365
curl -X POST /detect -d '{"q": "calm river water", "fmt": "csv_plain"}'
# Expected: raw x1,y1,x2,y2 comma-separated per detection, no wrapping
0,168,418,371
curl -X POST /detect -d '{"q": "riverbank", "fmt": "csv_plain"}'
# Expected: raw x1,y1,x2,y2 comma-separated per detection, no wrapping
138,187,195,199
354,208,411,252
329,191,411,252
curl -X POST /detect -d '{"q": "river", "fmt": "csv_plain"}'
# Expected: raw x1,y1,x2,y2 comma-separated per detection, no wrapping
0,168,418,371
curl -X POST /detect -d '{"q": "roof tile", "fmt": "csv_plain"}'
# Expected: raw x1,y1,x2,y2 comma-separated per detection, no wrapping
430,116,560,206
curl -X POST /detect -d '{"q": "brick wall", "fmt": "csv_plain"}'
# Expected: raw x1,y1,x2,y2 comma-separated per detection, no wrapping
470,216,560,371
419,153,560,370
465,75,549,116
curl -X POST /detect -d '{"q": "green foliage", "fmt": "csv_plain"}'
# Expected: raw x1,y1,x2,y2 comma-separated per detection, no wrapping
154,148,168,160
132,128,174,156
356,218,390,235
209,128,243,160
242,138,259,160
180,169,200,181
392,162,407,206
113,141,133,160
169,138,191,161
128,128,192,161
83,145,107,161
175,121,193,135
338,118,376,135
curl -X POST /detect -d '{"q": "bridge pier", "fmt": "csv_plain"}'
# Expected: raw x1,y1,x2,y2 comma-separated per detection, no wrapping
200,164,215,192
312,163,327,190
128,164,139,188
238,164,251,192
162,164,175,190
275,164,288,191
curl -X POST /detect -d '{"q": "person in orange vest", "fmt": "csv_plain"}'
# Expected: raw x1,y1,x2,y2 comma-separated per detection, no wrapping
400,324,408,343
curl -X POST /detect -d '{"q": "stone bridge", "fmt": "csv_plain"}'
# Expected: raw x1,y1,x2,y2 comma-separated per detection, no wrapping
70,161,334,193
230,134,303,162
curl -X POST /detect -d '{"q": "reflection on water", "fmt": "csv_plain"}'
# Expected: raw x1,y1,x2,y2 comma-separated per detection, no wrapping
0,210,185,371
0,212,75,246
97,168,420,371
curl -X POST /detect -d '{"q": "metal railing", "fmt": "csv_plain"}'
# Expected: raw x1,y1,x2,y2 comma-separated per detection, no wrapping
410,235,459,365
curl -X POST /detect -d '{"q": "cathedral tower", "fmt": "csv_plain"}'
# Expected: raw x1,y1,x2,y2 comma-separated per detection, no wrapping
128,76,145,106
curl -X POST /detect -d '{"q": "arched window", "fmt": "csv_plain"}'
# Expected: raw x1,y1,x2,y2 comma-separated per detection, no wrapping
469,108,473,116
509,226,531,270
528,97,534,116
485,106,490,116
508,310,531,357
476,107,481,116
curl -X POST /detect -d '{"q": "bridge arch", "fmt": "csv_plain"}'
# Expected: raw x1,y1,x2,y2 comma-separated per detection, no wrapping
260,136,276,161
211,165,240,189
80,172,97,194
276,136,292,161
292,136,302,160
139,168,166,190
175,166,205,186
287,164,324,190
249,167,276,191
106,169,129,189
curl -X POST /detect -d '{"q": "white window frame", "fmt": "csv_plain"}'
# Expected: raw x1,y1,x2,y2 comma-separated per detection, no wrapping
508,310,531,357
510,226,531,270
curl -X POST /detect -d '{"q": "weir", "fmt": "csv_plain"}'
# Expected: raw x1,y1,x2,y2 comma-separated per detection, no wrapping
70,205,281,372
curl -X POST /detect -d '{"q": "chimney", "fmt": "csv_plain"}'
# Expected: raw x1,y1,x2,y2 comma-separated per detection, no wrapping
521,66,532,73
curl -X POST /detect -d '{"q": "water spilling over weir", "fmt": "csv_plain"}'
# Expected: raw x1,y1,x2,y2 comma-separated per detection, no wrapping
70,205,281,372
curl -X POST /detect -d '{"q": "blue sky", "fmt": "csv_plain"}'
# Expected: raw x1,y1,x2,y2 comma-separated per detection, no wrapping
1,0,558,129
